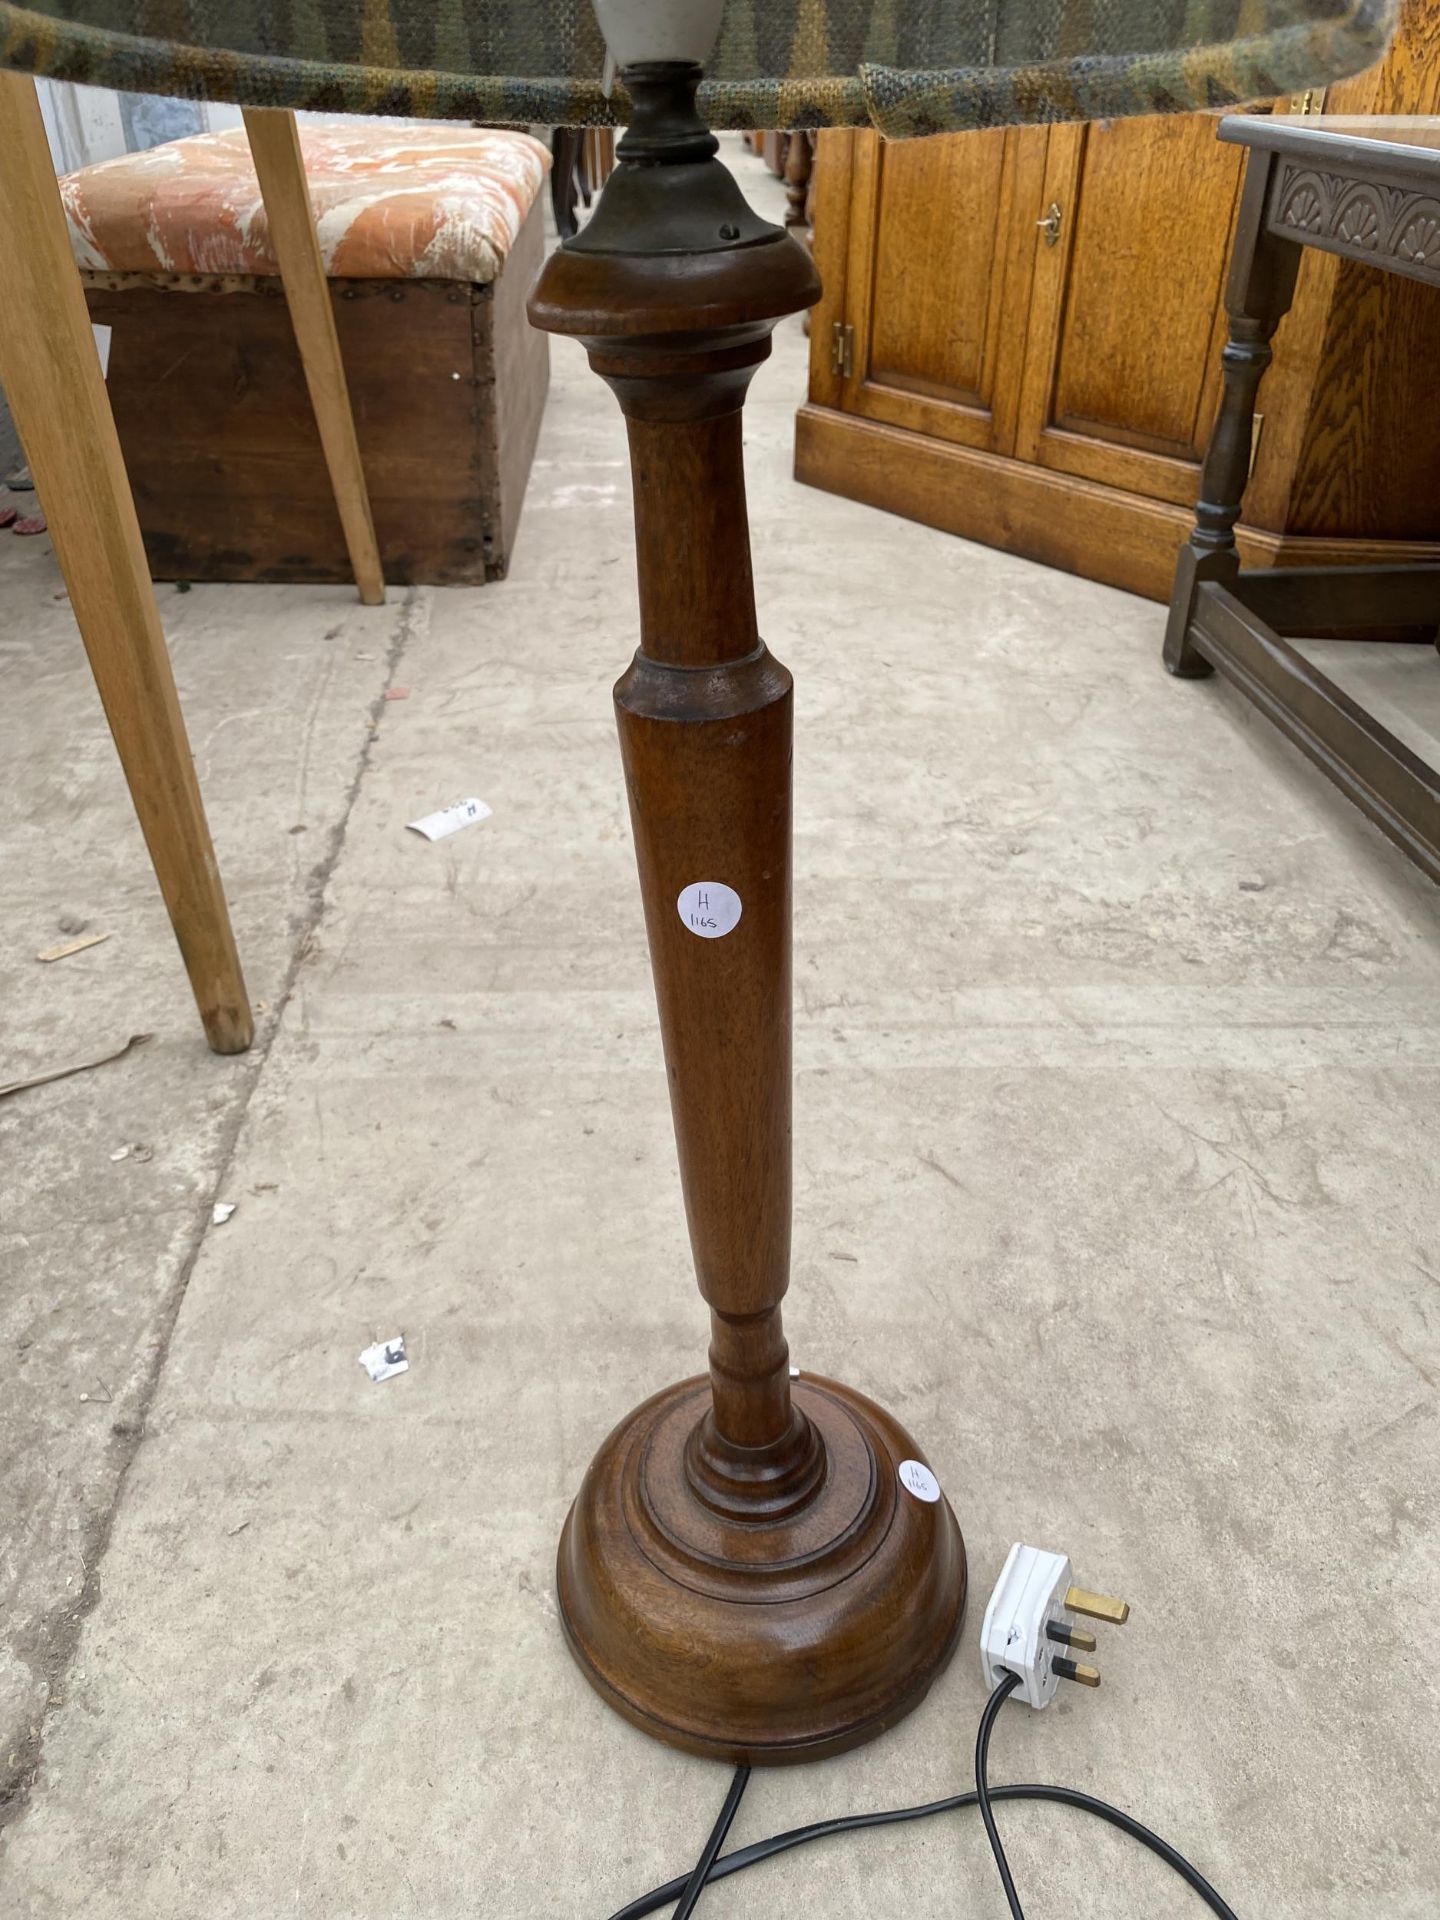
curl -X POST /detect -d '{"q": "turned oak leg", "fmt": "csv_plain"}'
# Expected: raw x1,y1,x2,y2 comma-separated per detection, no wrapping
242,108,384,606
0,71,252,1055
614,401,821,1515
783,128,814,232
529,63,965,1766
1164,151,1301,678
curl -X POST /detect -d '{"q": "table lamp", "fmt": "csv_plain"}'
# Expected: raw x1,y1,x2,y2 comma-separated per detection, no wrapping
0,0,1397,1764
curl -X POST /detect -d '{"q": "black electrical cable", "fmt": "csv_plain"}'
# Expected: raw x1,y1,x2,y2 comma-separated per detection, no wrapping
604,1691,1240,1920
670,1762,750,1920
975,1671,1026,1917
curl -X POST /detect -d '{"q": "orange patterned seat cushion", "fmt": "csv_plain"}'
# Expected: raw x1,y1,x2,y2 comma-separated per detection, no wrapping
61,124,549,284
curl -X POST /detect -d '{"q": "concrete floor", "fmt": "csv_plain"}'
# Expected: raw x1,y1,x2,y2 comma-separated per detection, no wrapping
3,141,1439,1918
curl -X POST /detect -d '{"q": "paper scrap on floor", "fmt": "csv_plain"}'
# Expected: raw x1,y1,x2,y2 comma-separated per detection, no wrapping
359,1336,409,1383
407,799,491,841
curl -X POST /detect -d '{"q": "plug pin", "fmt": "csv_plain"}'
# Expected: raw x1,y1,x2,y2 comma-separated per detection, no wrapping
1045,1621,1097,1653
1064,1585,1130,1625
1053,1657,1101,1688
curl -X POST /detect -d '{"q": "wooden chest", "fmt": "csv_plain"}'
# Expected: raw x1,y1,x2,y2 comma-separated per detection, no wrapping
83,196,548,588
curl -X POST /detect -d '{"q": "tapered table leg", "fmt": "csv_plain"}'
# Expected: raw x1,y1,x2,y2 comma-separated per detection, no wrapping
530,64,966,1765
242,108,385,607
0,70,252,1055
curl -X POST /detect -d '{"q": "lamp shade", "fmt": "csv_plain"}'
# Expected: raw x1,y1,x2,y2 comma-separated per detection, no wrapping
0,0,1399,136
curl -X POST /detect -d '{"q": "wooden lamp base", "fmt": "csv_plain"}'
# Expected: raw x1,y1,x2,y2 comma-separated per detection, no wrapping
558,1375,966,1763
529,63,967,1763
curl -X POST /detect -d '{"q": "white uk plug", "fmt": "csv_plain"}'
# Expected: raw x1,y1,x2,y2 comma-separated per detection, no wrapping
979,1543,1130,1708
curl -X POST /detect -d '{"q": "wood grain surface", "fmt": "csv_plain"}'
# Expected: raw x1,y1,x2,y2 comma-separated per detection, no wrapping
798,0,1440,600
85,260,546,586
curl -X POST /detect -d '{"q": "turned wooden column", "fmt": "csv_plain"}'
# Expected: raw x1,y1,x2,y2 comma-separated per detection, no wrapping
617,407,820,1512
1164,152,1301,678
783,127,814,232
529,64,965,1766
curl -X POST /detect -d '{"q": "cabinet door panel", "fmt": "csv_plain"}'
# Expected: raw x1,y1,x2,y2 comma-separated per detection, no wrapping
1017,117,1246,506
868,133,1008,401
841,128,1044,455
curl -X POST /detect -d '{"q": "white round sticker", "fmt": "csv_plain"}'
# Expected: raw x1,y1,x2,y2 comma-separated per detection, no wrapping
677,881,743,940
897,1459,941,1503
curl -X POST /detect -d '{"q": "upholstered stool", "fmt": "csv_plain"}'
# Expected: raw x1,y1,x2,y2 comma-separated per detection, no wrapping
62,124,550,585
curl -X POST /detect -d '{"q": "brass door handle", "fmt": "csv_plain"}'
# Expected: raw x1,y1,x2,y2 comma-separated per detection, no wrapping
1036,202,1062,246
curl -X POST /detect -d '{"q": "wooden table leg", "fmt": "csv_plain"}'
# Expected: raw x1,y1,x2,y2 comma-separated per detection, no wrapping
0,71,252,1056
783,127,813,232
242,108,384,607
530,64,966,1766
1164,150,1302,677
550,126,585,239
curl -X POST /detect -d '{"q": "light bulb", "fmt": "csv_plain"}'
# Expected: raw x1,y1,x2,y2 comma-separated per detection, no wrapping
590,0,726,66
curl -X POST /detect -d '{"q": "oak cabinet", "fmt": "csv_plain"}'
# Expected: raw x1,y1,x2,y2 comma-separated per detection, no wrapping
795,4,1440,602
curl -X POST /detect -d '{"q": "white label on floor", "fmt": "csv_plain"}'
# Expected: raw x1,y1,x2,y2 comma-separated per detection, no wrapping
677,882,742,939
359,1335,409,1383
407,798,492,841
92,323,112,378
897,1459,941,1503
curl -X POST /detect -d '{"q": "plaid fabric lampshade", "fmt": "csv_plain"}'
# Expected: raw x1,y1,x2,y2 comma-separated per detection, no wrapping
0,0,1398,136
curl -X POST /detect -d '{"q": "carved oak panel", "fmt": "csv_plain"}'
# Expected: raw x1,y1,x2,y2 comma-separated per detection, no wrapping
1268,161,1440,289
